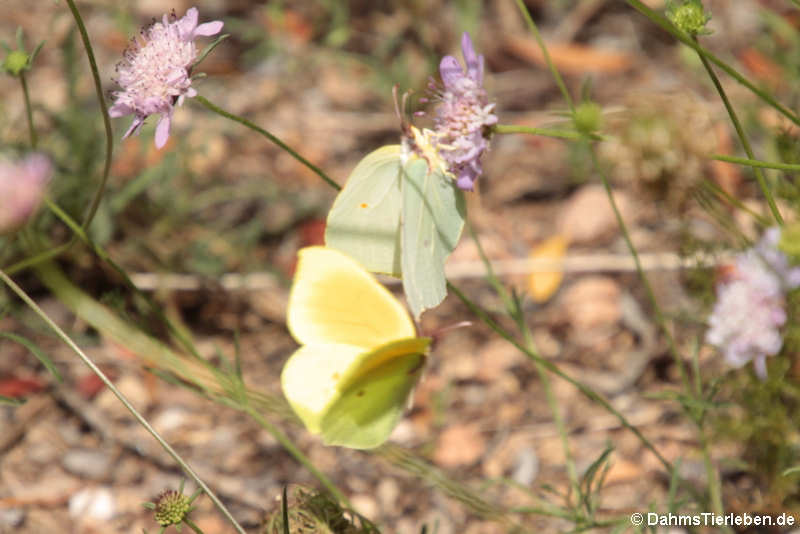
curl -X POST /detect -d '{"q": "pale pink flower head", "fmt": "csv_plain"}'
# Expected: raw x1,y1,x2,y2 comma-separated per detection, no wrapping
0,153,52,234
109,7,223,149
706,228,800,379
431,32,497,191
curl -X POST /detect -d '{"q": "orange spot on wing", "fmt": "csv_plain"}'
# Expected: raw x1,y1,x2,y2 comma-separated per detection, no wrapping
360,203,369,209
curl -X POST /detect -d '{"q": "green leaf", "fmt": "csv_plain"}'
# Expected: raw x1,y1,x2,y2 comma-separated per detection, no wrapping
192,34,229,70
1,332,62,381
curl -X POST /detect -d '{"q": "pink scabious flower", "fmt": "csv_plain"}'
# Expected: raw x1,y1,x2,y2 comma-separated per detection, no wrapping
431,32,497,191
0,153,52,234
706,228,800,379
109,7,223,149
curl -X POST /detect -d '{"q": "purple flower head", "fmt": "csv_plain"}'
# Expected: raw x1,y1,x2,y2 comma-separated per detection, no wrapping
431,32,497,191
706,227,800,379
109,7,223,149
0,153,52,234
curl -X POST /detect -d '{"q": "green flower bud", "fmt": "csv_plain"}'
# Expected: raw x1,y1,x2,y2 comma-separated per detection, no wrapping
153,490,191,526
666,0,712,36
2,50,29,76
2,28,44,78
573,101,603,136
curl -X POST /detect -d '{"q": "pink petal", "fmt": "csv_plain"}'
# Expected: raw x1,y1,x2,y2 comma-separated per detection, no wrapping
177,7,200,38
461,32,482,83
439,56,463,88
121,117,144,140
109,102,133,118
456,172,476,192
154,114,172,149
194,20,224,37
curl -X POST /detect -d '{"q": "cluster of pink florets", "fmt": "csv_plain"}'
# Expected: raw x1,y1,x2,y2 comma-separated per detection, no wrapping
430,32,497,191
109,7,223,149
706,227,800,379
0,153,52,234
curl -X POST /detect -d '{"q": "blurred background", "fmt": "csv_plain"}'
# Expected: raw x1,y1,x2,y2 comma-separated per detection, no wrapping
2,0,799,532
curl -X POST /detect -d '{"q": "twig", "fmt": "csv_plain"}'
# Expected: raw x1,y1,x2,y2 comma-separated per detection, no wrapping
124,251,729,291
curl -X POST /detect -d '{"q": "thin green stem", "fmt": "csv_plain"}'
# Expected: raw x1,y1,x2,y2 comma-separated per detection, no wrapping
712,154,800,172
693,36,782,225
0,269,247,534
701,179,771,227
446,280,672,472
243,406,350,507
6,0,116,275
699,427,725,519
20,72,37,149
493,124,583,140
467,224,580,500
690,344,725,521
523,328,580,501
514,0,574,112
194,95,340,191
64,0,114,229
43,197,203,359
183,518,205,534
625,0,800,127
5,243,72,276
588,144,690,391
34,260,351,507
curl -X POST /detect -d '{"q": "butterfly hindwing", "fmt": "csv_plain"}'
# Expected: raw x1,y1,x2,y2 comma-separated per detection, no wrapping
400,157,466,319
319,349,426,449
282,246,431,449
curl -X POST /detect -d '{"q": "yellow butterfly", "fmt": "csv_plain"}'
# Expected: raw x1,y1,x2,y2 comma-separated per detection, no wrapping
281,246,431,449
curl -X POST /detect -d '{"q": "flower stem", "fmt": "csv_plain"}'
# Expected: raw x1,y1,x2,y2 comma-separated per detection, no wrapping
0,269,247,534
625,0,800,128
691,346,725,519
446,280,672,473
701,430,725,515
514,0,574,112
625,0,800,126
194,95,341,191
19,72,37,149
4,243,72,275
466,224,580,500
6,0,117,276
712,154,800,172
701,179,772,227
692,36,782,225
63,0,114,229
243,406,351,507
43,197,203,359
509,0,673,477
183,518,205,534
587,144,691,391
493,124,583,140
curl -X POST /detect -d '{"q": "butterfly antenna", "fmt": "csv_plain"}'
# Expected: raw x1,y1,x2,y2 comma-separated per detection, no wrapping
426,321,473,350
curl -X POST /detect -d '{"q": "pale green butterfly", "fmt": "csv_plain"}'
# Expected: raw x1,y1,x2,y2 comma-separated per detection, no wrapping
324,126,466,319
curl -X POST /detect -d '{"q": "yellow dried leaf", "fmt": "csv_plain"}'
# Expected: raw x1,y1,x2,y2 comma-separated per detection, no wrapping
528,235,568,303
